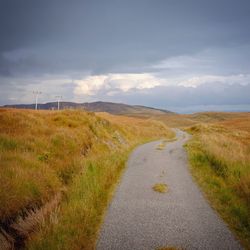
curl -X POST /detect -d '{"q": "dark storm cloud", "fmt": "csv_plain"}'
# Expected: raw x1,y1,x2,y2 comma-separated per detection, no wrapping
1,0,250,111
1,0,250,75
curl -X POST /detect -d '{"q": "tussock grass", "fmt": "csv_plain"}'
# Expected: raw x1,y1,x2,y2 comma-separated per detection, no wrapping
97,112,175,140
0,108,173,249
153,183,168,193
185,117,250,249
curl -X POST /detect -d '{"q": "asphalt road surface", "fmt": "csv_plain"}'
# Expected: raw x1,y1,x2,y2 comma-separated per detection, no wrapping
97,129,242,250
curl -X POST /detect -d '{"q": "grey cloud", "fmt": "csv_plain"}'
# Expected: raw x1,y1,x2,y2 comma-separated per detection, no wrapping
92,83,250,109
1,0,250,77
1,0,250,111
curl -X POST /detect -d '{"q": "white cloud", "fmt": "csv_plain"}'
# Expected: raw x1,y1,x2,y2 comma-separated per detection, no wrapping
73,71,250,99
74,73,161,96
178,74,250,88
152,54,211,70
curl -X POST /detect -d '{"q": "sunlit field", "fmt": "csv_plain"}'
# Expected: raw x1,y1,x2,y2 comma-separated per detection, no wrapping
1,108,249,249
0,108,173,249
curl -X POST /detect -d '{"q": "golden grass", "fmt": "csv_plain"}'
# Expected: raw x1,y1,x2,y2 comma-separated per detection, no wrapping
0,108,173,249
153,183,168,193
185,117,250,249
97,112,175,140
143,111,250,129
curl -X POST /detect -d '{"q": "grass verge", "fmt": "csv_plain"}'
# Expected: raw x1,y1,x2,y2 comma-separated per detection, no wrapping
185,123,250,249
27,150,130,250
0,108,174,249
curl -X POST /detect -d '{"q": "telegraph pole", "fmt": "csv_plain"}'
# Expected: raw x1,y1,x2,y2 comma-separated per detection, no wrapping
33,91,42,110
55,95,62,110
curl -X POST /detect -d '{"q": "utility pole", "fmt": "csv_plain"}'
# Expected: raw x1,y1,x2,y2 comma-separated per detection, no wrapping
55,95,62,110
33,91,42,110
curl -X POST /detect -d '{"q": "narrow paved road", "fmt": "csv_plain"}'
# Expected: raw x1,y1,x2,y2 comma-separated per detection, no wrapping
97,129,242,250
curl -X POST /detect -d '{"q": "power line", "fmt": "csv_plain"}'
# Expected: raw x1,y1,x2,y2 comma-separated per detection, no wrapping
55,95,62,110
33,91,42,110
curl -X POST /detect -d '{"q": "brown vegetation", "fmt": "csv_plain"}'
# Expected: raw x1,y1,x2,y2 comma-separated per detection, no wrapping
0,108,173,249
185,112,250,248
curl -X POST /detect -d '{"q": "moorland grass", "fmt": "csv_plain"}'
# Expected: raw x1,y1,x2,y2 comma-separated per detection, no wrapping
185,121,250,249
0,108,173,249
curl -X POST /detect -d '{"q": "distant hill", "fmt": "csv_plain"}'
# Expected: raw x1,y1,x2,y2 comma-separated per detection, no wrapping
3,101,173,115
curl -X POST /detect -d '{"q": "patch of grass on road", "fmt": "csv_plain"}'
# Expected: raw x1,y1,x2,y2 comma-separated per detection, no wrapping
153,183,168,193
156,137,177,150
156,142,166,150
157,247,182,250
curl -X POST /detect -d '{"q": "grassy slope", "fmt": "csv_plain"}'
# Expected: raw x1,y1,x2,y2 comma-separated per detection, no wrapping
0,108,174,249
184,114,250,249
148,112,249,128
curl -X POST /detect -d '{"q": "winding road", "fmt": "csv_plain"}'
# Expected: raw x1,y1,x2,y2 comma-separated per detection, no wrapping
97,129,242,250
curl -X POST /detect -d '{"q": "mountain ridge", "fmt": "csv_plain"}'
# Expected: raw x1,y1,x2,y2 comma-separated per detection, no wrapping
3,101,174,115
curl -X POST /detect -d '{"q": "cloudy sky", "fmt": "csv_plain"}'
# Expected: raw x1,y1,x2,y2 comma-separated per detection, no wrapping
1,0,250,113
